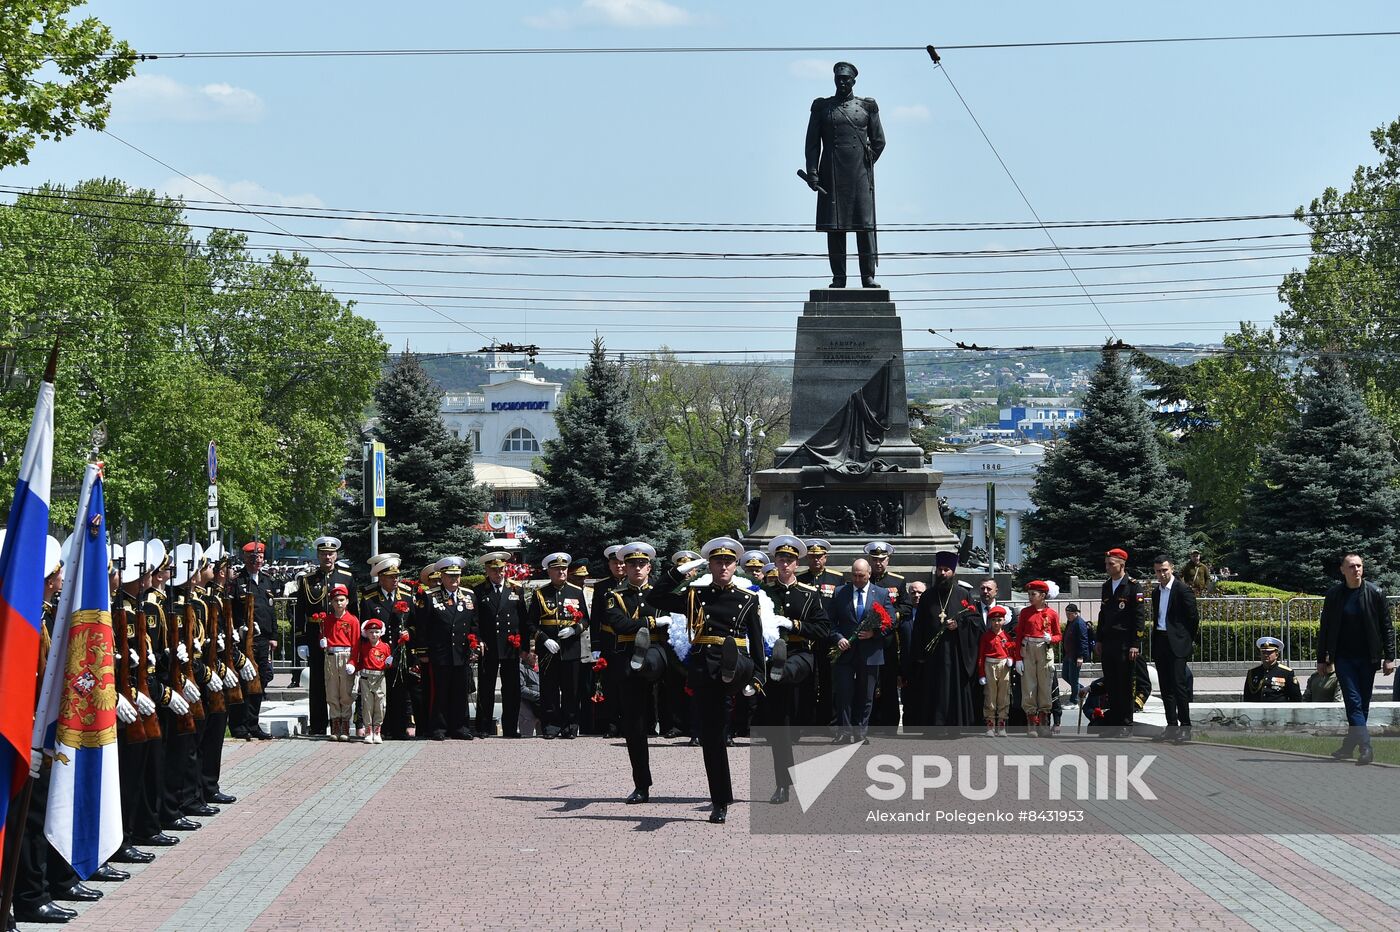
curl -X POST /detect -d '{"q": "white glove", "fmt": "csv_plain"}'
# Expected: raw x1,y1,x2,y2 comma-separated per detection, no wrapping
236,625,246,638
590,651,601,662
182,680,201,704
116,694,137,724
176,642,189,663
223,669,239,690
344,662,356,675
147,648,157,666
29,749,44,776
240,659,256,681
742,684,756,697
557,626,575,639
979,676,987,686
136,692,156,717
217,633,226,650
1014,661,1024,674
544,638,560,655
167,691,190,715
1046,648,1055,664
678,558,706,575
129,648,140,666
1002,658,1012,668
318,637,328,649
297,644,309,660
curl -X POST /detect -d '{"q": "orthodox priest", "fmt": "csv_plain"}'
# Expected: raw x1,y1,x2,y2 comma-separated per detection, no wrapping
908,551,981,728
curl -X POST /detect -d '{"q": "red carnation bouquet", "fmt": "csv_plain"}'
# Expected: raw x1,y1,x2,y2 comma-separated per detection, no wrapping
960,599,975,612
592,656,608,672
563,604,584,623
393,600,410,614
506,633,522,650
312,611,329,624
467,633,480,652
830,601,894,662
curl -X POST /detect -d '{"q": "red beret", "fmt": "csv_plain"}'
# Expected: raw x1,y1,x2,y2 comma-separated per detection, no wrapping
330,583,349,597
1106,548,1128,561
1025,580,1050,593
362,618,385,631
988,605,1008,618
241,541,266,554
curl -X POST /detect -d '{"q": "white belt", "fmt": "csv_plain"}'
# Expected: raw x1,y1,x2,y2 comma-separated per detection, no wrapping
329,646,352,655
360,669,385,677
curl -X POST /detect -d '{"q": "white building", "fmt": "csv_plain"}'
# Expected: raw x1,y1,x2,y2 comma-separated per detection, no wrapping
928,442,1045,565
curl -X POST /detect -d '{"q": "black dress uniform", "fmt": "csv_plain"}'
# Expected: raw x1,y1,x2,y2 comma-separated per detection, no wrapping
799,564,843,726
112,586,162,858
869,569,911,726
360,580,416,739
295,561,358,736
1243,662,1302,701
1098,573,1147,728
416,580,478,740
605,578,668,797
158,586,204,830
525,581,590,738
590,570,625,736
193,587,230,808
764,578,830,795
473,574,527,738
230,565,279,737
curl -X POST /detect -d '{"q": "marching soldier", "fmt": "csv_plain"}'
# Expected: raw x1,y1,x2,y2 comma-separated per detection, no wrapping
605,542,669,803
591,545,627,738
651,537,766,825
231,540,277,740
294,536,358,737
656,549,700,742
474,551,527,739
360,553,416,739
525,553,589,739
800,538,842,726
763,536,830,804
416,556,478,740
864,541,911,726
1243,636,1303,702
1097,547,1147,735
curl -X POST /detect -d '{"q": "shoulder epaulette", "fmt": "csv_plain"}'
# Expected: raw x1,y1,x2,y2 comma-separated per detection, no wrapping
886,572,905,580
360,586,378,599
1276,664,1294,673
797,582,818,592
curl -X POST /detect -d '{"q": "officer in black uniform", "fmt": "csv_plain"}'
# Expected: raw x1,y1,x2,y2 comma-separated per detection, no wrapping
169,542,218,823
359,553,416,739
651,537,766,825
415,556,478,740
605,542,668,803
763,536,830,804
525,552,589,739
864,541,911,727
1097,548,1147,735
655,549,699,741
1243,636,1303,702
230,540,278,740
473,551,526,738
799,538,842,727
295,536,358,736
590,544,626,738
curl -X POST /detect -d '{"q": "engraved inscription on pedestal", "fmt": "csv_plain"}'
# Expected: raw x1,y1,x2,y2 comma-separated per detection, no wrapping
794,490,904,537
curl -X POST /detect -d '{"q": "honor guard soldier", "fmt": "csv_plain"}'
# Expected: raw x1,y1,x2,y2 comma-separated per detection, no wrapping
800,538,842,726
231,540,277,739
475,552,527,739
195,544,239,808
416,556,478,740
864,541,911,727
526,553,590,738
763,536,830,804
160,542,206,833
1097,548,1147,735
591,544,627,738
360,553,416,739
741,550,768,583
295,536,358,736
1243,636,1303,702
110,541,162,865
656,549,700,741
652,537,766,824
138,540,191,845
606,542,669,803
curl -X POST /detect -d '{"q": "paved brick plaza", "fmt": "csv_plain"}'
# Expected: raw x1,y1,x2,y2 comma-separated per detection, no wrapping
41,736,1400,932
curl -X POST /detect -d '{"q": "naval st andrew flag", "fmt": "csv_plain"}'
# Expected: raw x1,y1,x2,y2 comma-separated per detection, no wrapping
0,374,54,858
34,462,121,878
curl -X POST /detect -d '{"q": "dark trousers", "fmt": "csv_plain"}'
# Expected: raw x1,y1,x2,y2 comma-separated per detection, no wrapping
656,650,690,735
117,728,154,844
766,650,815,789
137,732,165,839
694,660,752,807
826,230,877,282
408,659,431,735
474,652,500,735
160,714,195,825
199,709,227,800
1335,655,1376,750
1101,648,1135,727
429,663,472,737
871,657,900,726
12,765,61,910
600,657,626,734
621,676,654,792
1152,636,1192,727
540,658,580,734
383,668,412,739
832,658,880,738
307,639,327,735
497,656,522,737
813,649,834,726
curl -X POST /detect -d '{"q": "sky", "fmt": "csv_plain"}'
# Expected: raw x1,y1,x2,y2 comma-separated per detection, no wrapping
6,1,1400,367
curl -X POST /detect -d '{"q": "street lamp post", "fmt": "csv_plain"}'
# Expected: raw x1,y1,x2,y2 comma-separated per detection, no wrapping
733,415,765,529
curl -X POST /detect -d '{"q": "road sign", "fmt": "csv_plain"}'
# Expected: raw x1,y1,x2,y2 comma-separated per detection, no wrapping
207,485,219,508
363,441,387,518
207,507,220,534
207,441,218,483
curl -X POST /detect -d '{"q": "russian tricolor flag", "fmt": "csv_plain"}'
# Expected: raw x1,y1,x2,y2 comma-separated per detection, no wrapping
0,370,54,858
36,462,121,878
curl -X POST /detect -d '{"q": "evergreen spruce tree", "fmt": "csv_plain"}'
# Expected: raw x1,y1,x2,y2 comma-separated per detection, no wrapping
1020,342,1189,583
1236,357,1400,593
527,338,691,565
331,352,488,571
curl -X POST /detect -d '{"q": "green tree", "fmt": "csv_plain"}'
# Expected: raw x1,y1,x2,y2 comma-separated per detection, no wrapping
528,339,691,565
329,352,488,572
0,2,135,167
1020,342,1189,583
1235,356,1400,593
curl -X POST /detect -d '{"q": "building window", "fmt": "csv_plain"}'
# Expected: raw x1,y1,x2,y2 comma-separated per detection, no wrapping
502,427,539,453
470,430,482,453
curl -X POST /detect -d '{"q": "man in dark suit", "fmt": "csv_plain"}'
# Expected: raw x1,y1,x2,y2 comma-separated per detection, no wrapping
473,551,526,738
1096,548,1146,735
1149,555,1199,745
829,558,896,743
1318,552,1396,765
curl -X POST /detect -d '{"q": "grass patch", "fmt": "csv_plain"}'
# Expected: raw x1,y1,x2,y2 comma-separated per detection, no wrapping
1206,732,1400,765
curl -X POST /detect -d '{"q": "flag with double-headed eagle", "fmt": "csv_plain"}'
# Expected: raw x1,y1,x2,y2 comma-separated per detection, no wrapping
33,461,121,878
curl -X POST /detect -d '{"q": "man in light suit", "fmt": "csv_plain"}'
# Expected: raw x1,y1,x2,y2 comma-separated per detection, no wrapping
828,558,896,744
1150,555,1199,745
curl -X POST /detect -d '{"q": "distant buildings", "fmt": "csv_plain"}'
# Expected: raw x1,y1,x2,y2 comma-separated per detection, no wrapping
997,402,1084,441
929,442,1046,565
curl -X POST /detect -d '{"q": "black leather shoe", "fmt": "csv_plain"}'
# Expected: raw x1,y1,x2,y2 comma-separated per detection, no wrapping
253,728,273,740
135,833,179,847
14,902,77,923
662,728,682,740
709,805,728,825
430,731,446,741
768,639,787,683
90,864,129,882
53,882,102,902
164,818,201,831
111,845,156,863
449,729,474,740
725,737,736,748
604,725,621,738
625,789,648,804
1358,746,1375,766
770,786,790,804
1174,729,1192,745
229,729,249,740
210,792,237,805
1331,744,1355,760
183,804,219,817
686,737,699,747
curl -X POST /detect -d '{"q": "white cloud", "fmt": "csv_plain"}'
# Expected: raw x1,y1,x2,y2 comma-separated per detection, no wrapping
110,73,265,123
158,174,324,209
789,58,833,80
525,0,692,29
888,104,931,123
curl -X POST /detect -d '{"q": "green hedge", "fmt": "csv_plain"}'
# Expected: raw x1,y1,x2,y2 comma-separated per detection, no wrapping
1214,581,1311,599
